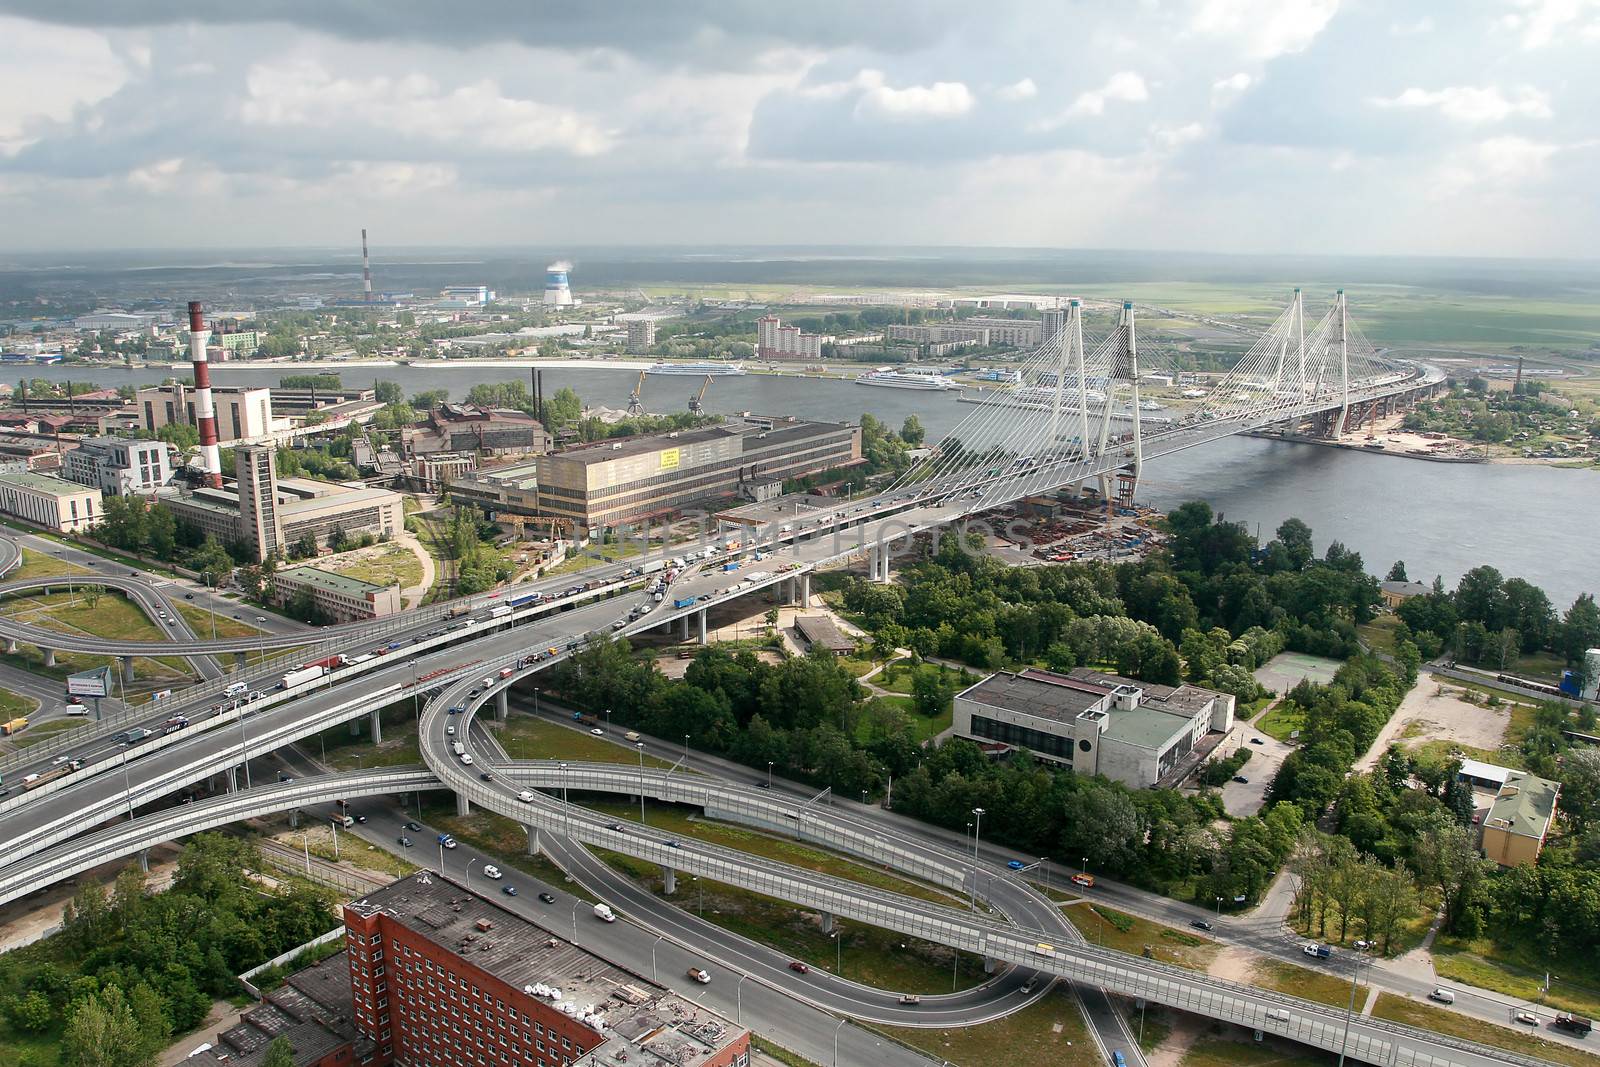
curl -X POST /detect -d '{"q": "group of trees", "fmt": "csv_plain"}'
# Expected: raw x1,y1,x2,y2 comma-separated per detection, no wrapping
424,506,510,596
1395,564,1600,674
0,835,332,1067
94,496,238,581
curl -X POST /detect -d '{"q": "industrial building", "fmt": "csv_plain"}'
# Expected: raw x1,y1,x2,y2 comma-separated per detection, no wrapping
756,316,826,361
190,943,369,1067
440,286,494,307
137,382,275,444
343,872,750,1067
407,405,549,458
61,436,171,496
163,443,403,561
1480,770,1561,868
413,451,477,492
273,566,402,621
533,416,861,533
953,667,1235,789
0,471,101,533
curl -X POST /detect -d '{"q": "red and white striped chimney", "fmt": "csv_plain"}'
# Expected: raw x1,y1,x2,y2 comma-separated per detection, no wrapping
186,300,223,488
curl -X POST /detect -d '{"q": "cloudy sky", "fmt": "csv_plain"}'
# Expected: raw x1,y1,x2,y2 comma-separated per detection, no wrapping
1,0,1597,256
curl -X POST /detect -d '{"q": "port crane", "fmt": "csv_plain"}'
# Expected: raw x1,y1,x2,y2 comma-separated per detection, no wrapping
688,375,712,414
627,369,647,416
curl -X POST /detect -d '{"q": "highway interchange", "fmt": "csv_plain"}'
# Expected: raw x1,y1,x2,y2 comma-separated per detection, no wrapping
0,361,1568,1067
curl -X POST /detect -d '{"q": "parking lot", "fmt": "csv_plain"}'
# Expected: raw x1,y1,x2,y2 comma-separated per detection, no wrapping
1215,722,1296,817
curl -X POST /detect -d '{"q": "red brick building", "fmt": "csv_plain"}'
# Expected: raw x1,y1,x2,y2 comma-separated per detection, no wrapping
344,872,750,1067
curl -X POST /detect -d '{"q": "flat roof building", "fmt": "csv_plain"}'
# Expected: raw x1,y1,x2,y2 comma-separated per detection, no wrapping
274,566,402,621
137,382,275,444
62,436,171,496
0,471,102,533
953,667,1235,789
192,947,370,1067
794,616,857,656
344,872,750,1067
1480,770,1560,868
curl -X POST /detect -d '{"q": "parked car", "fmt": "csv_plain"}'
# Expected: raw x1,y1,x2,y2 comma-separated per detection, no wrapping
404,821,422,832
1189,919,1213,931
788,961,810,974
538,892,556,904
1232,775,1249,784
1248,737,1264,745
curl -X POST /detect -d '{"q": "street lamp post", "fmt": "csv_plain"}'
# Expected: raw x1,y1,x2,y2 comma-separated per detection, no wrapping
1040,857,1049,892
238,709,252,789
832,1018,846,1067
533,687,540,716
651,935,664,980
636,742,647,825
834,929,842,975
1215,896,1223,918
300,832,311,876
736,974,748,1026
767,761,774,789
604,708,611,734
971,808,984,860
683,733,690,762
570,901,580,945
1336,949,1371,1067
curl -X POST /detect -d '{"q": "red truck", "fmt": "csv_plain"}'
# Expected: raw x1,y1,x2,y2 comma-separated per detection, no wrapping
305,654,350,671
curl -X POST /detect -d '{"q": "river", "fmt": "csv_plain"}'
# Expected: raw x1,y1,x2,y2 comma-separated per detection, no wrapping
25,361,1600,607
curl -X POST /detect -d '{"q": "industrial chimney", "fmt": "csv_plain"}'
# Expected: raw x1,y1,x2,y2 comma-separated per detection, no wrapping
186,301,223,488
361,228,374,303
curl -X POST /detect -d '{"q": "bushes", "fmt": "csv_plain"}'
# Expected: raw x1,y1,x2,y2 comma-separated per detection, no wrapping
1199,748,1252,787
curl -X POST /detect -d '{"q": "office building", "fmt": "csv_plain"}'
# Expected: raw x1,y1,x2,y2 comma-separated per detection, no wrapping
755,316,825,361
1480,770,1560,868
953,667,1235,789
1041,306,1066,349
62,436,171,496
164,445,403,561
344,872,751,1067
137,383,275,444
413,451,477,492
274,566,402,621
0,471,101,533
534,416,860,533
625,318,656,353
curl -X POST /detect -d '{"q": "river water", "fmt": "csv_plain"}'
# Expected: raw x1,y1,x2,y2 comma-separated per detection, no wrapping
26,361,1599,606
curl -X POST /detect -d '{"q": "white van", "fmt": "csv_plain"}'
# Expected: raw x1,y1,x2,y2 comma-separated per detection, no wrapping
225,682,249,698
517,791,536,803
1429,988,1455,1005
460,753,475,766
483,865,502,880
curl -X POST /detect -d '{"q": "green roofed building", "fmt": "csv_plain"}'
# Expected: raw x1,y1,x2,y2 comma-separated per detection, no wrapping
273,565,401,622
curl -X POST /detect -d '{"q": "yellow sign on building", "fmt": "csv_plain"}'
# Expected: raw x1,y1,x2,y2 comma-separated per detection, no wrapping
659,447,681,471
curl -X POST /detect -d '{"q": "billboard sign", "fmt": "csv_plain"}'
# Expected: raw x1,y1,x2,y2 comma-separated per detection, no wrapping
67,666,112,698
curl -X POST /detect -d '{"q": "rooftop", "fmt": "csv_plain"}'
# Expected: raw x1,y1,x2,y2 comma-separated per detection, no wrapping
0,471,98,497
276,565,391,596
549,423,740,466
195,949,367,1067
1485,770,1561,840
959,667,1222,750
1380,580,1431,597
794,616,857,652
1457,757,1515,786
351,872,744,1067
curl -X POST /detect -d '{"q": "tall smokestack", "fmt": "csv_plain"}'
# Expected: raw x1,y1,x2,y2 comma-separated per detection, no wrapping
361,228,374,303
186,301,223,488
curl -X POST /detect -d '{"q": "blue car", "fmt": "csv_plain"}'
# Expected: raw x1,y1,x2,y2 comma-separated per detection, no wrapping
1112,1053,1127,1067
1007,860,1026,870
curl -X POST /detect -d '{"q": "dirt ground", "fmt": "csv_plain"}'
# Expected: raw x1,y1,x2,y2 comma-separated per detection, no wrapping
0,848,180,953
1211,725,1295,818
1355,672,1511,770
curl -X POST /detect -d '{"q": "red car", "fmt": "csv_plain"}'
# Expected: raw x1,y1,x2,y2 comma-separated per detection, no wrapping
788,961,810,975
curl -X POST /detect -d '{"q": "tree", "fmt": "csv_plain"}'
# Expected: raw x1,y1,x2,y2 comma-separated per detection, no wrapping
1562,594,1600,666
1415,817,1489,933
7,990,53,1033
1455,565,1506,628
900,414,926,446
373,380,403,404
155,423,199,451
1275,518,1315,571
910,668,955,718
63,986,153,1067
1385,561,1408,582
261,1037,296,1067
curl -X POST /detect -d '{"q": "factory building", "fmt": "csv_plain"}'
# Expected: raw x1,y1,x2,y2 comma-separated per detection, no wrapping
543,262,574,306
342,872,750,1067
953,667,1235,789
533,416,860,533
440,286,493,307
273,565,401,621
137,383,275,444
0,471,101,533
61,436,171,496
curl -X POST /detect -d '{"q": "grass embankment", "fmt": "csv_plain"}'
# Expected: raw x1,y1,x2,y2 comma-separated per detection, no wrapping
326,545,423,590
1178,1031,1334,1066
0,686,39,719
1433,934,1600,1019
268,824,417,881
1372,994,1600,1067
541,540,651,577
11,547,92,581
592,846,988,995
585,798,965,908
419,798,600,903
5,718,85,750
0,589,193,696
494,714,676,768
877,985,1097,1066
311,700,421,771
1064,903,1220,970
1356,615,1402,655
1250,958,1367,1008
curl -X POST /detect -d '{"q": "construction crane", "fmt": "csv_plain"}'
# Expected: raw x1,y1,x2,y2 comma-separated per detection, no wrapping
688,375,712,414
627,369,646,416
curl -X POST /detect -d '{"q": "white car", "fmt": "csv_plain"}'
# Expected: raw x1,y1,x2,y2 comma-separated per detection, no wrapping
517,791,536,803
590,728,605,736
483,865,502,880
445,725,456,736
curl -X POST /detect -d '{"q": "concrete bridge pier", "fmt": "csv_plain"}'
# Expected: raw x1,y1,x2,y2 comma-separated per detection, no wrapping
799,573,811,608
866,546,880,582
496,690,509,722
234,652,247,672
525,826,540,856
4,638,15,654
984,956,998,974
697,609,707,645
661,866,677,895
680,613,690,641
877,546,892,583
820,911,834,934
455,793,471,817
224,766,237,792
122,655,135,682
349,717,362,738
369,709,382,745
137,849,149,874
42,648,56,668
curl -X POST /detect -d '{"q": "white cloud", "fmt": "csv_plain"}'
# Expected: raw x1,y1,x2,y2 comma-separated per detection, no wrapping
853,74,975,121
1500,0,1598,49
1213,72,1253,94
126,157,184,193
996,77,1038,101
1153,122,1207,148
1371,85,1552,123
330,161,461,197
1031,71,1148,131
238,59,613,156
0,17,129,155
1388,16,1435,35
1191,0,1340,59
1475,135,1560,180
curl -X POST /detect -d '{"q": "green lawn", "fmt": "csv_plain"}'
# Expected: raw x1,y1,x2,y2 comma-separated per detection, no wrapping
0,589,194,695
541,540,651,577
1179,1032,1334,1067
1250,958,1367,1009
1256,701,1306,743
1356,614,1401,654
1433,934,1600,1019
312,700,422,771
1372,994,1600,1067
11,547,92,581
876,985,1098,1066
0,685,38,719
326,545,423,590
494,714,676,767
1063,903,1220,971
5,717,85,750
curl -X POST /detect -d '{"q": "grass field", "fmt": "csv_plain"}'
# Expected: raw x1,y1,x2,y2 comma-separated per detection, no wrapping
5,717,84,749
583,798,967,907
1371,994,1600,1067
326,544,423,590
1433,934,1600,1020
876,985,1098,1066
1064,903,1220,971
0,589,194,695
1250,958,1367,1009
1256,701,1306,742
1178,1031,1334,1066
11,547,91,581
312,700,422,770
1356,615,1402,654
494,715,676,767
0,685,37,719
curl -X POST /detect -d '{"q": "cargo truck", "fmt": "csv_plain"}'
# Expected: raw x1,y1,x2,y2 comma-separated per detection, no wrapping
1555,1013,1593,1035
23,759,81,789
673,597,696,609
0,717,27,736
278,665,326,690
593,903,616,923
305,654,349,671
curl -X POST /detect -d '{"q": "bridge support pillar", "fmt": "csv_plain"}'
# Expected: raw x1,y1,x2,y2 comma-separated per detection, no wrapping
225,766,237,793
137,849,149,874
369,710,382,745
4,638,15,654
42,648,55,668
697,609,707,645
122,655,135,682
233,652,247,672
680,613,690,641
879,546,892,583
799,573,811,608
984,956,998,974
661,866,677,895
455,792,470,817
525,826,540,856
820,912,834,934
349,717,362,738
866,546,880,583
496,690,508,722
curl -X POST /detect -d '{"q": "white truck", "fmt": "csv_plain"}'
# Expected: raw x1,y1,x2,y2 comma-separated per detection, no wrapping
278,665,326,690
593,903,616,923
